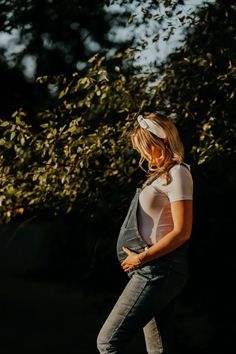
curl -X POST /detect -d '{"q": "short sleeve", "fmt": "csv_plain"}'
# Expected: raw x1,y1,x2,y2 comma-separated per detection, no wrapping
167,165,193,202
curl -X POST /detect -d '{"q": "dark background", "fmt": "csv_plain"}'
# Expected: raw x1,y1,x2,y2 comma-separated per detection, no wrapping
0,158,234,354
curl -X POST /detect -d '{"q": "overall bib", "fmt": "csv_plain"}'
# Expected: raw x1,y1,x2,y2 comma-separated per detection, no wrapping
97,186,189,354
116,187,189,265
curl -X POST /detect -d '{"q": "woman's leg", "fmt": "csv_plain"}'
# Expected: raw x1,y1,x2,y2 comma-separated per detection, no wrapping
97,264,185,354
143,317,163,354
143,300,177,354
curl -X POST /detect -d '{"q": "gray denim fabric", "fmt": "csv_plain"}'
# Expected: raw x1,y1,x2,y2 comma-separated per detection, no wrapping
97,187,189,354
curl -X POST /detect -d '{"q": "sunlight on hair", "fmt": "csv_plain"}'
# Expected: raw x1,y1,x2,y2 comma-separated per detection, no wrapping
130,112,184,187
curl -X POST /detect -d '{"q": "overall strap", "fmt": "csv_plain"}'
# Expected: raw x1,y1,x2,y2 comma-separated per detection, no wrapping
180,162,190,170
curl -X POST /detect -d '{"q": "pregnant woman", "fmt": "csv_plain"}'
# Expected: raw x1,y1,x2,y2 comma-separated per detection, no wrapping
97,111,193,354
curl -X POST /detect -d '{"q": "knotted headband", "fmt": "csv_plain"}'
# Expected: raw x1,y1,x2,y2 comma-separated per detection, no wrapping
137,115,167,139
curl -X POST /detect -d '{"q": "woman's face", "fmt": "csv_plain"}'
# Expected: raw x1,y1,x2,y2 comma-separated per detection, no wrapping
150,145,162,165
133,136,162,164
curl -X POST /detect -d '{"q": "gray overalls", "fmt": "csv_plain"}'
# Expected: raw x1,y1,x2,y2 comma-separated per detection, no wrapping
117,186,189,264
97,184,189,354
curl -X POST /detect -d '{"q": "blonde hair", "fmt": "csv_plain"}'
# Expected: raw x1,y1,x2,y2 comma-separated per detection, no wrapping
130,112,184,187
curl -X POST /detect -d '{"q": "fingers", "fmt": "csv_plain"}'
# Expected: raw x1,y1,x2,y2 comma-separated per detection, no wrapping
121,259,139,272
120,260,130,272
122,247,132,255
121,258,133,267
122,264,137,272
120,248,142,272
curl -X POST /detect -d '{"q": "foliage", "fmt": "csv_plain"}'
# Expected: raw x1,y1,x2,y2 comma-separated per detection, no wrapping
0,0,131,117
0,0,191,116
0,53,156,222
156,0,236,164
0,0,236,223
0,0,119,74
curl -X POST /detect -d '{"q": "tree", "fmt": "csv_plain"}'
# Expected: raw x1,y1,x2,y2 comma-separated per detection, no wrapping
0,0,132,116
0,0,235,223
0,53,155,222
156,0,236,164
0,0,192,116
0,0,122,75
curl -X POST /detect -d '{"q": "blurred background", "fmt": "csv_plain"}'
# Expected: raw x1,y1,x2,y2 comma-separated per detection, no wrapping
0,0,235,353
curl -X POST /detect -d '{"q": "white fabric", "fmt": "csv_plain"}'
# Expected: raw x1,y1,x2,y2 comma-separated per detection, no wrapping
137,163,193,245
137,115,167,139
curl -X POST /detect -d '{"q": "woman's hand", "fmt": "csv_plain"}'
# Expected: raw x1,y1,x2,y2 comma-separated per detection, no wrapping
121,247,142,272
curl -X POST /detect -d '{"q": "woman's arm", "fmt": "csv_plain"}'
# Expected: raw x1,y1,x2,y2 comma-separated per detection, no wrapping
121,199,193,272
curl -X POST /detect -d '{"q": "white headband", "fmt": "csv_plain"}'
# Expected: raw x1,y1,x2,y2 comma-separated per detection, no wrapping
137,115,167,139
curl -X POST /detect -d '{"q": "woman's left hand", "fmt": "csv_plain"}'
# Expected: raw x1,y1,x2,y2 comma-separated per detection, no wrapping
121,247,142,272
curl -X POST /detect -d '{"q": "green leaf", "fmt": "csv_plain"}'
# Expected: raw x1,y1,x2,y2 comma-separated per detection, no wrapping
0,121,10,127
10,131,16,140
128,15,134,24
88,54,98,63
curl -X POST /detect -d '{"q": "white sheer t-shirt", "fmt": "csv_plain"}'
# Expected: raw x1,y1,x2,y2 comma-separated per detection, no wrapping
137,163,193,245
